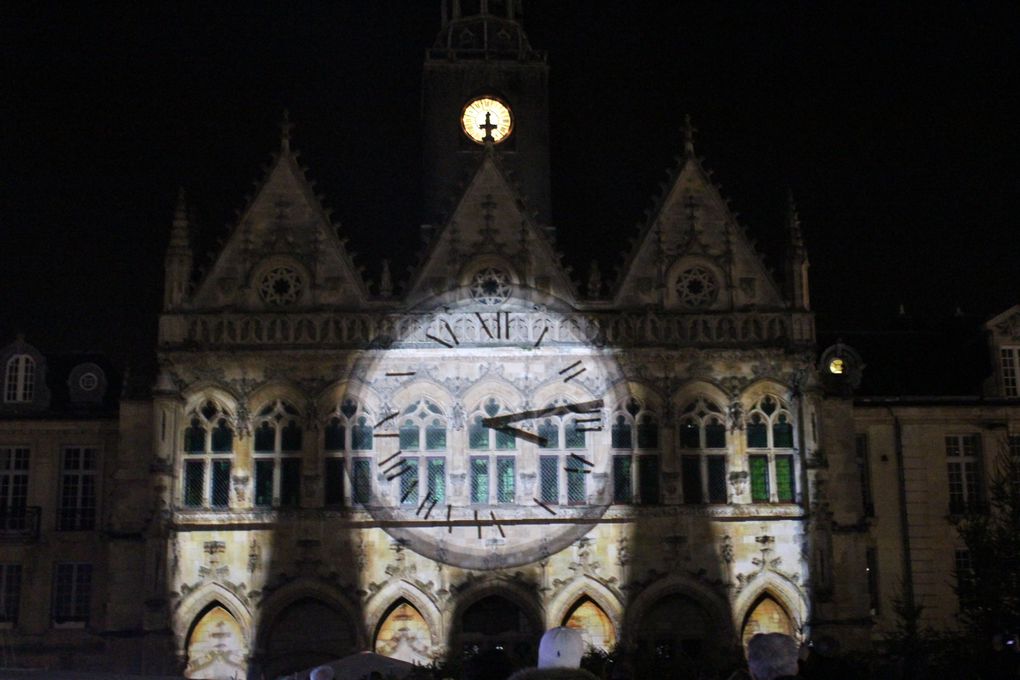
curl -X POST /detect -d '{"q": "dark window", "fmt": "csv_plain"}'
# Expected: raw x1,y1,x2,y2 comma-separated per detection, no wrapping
469,416,489,449
183,461,204,506
613,455,633,503
747,415,768,448
324,418,345,451
281,421,302,452
638,455,659,505
425,420,446,450
352,458,371,504
865,547,880,615
707,455,727,503
324,458,344,506
495,428,515,450
254,460,274,507
400,420,418,450
680,421,700,449
254,422,274,453
705,420,727,448
210,419,233,452
567,465,586,505
351,417,373,450
564,419,586,449
750,455,769,502
0,564,21,624
773,415,794,448
280,458,301,507
211,460,231,507
184,420,205,453
540,456,558,503
0,447,30,521
681,455,702,504
637,417,658,449
58,447,96,531
856,434,874,517
955,549,975,608
427,457,446,502
52,563,91,625
538,420,558,449
612,415,632,449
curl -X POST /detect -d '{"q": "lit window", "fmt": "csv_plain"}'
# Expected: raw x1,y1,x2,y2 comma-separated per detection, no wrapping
181,401,234,509
745,395,797,503
946,434,982,514
828,358,844,375
3,355,34,403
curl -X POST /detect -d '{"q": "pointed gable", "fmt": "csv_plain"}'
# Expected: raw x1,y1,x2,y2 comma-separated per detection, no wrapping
190,143,369,311
614,149,785,312
406,149,575,305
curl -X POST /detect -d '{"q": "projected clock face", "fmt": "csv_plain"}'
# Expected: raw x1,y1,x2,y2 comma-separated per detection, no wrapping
461,96,513,144
342,283,624,569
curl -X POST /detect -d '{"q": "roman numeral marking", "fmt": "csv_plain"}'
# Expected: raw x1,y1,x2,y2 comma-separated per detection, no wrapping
574,418,600,424
375,433,399,439
447,505,453,533
570,453,594,467
563,368,586,382
559,360,582,374
576,426,603,432
490,511,505,538
378,450,402,468
534,498,557,515
497,426,548,447
422,496,439,519
534,327,548,348
565,467,592,474
425,333,454,348
386,464,413,481
374,411,399,428
475,510,481,539
400,480,418,503
441,320,459,345
475,312,493,339
499,312,509,339
416,493,433,516
385,371,416,377
559,361,586,382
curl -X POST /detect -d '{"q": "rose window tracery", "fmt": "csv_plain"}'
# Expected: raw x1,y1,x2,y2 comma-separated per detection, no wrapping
675,266,718,308
258,267,303,306
469,267,512,305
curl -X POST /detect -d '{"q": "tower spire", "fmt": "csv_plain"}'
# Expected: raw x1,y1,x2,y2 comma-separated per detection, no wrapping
682,114,697,156
784,189,810,310
279,109,293,153
164,188,193,310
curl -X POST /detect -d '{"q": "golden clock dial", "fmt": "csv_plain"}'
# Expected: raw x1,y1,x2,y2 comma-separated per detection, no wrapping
461,97,513,144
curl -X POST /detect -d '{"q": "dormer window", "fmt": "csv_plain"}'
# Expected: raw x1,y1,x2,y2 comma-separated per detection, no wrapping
4,355,34,403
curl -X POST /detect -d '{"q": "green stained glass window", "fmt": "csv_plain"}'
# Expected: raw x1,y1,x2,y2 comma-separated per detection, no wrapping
184,461,204,506
401,457,419,505
497,457,515,503
775,455,794,502
540,456,558,503
399,420,418,450
469,416,488,449
471,457,489,504
613,455,632,504
638,455,659,505
425,420,446,450
495,428,515,450
750,455,769,502
352,458,371,504
254,460,274,507
567,465,586,505
351,417,373,450
538,420,558,449
427,457,445,502
565,419,586,449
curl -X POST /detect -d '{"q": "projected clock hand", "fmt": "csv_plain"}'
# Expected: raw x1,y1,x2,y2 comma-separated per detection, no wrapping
481,399,603,429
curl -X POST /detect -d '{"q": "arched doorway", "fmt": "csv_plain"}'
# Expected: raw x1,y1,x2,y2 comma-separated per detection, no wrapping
374,598,433,665
563,597,616,652
185,604,246,679
459,594,540,663
635,593,711,662
741,594,794,647
262,598,358,678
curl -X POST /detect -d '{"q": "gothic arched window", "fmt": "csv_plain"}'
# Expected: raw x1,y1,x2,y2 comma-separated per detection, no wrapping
323,399,374,506
678,396,728,504
468,398,517,505
253,400,303,508
611,398,660,505
536,398,598,506
746,395,796,503
181,400,234,508
394,399,448,507
4,354,35,403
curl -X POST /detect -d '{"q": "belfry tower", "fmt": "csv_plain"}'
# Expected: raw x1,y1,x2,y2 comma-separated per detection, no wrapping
422,0,551,227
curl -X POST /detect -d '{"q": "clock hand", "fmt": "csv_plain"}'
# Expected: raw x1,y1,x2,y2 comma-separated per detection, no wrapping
495,425,548,447
481,399,603,429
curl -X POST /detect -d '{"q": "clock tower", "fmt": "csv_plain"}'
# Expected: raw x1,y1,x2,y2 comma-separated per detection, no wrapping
422,0,551,227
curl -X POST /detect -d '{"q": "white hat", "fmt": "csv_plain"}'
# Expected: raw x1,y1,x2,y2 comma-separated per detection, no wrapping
538,626,584,669
310,666,335,680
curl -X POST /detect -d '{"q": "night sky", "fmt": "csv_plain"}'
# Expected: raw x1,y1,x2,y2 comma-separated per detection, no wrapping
3,2,1018,377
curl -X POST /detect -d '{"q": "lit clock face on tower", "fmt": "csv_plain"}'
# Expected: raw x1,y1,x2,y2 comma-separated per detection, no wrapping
461,96,513,144
342,282,625,569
